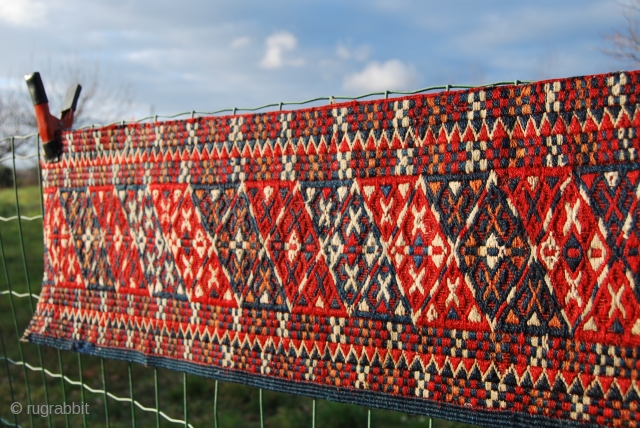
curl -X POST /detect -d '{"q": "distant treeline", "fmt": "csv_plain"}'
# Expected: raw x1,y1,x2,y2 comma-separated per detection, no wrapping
0,166,39,188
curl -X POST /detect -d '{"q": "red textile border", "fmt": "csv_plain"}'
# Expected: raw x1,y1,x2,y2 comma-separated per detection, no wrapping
25,70,640,427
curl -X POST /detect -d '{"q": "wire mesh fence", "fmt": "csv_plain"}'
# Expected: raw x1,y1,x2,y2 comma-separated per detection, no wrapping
0,82,526,427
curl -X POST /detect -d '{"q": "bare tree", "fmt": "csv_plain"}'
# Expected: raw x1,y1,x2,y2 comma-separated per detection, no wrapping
603,0,640,65
0,89,29,141
0,57,134,159
37,58,135,127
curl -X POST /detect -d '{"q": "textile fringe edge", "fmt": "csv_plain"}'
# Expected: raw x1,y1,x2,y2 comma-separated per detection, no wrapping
26,333,600,428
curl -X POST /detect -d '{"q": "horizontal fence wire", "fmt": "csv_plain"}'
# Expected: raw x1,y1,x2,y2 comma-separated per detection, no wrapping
0,136,197,428
0,153,37,163
0,80,529,428
0,216,42,222
0,419,19,427
0,80,529,142
0,355,195,428
0,290,39,299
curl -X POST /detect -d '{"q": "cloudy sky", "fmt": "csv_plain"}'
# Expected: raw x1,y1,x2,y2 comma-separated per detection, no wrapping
0,0,634,121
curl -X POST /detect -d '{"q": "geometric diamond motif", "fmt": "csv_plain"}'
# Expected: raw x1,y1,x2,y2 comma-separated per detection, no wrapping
323,183,377,315
496,260,569,336
192,183,239,236
577,168,640,303
90,186,147,294
60,187,116,290
44,189,83,287
249,181,344,315
387,177,450,320
41,189,58,285
247,252,287,311
579,261,640,341
356,253,411,321
197,254,237,306
150,183,218,301
116,185,185,299
577,169,637,244
423,174,487,242
301,180,350,242
457,173,531,321
212,187,261,298
357,175,416,244
504,169,569,244
190,183,238,305
563,232,584,272
321,181,410,320
213,185,287,311
246,182,319,306
245,182,290,240
418,262,491,331
539,180,608,331
290,252,346,316
300,178,352,295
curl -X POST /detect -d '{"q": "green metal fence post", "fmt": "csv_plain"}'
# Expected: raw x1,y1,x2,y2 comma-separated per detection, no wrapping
154,368,161,428
259,387,264,428
57,349,71,428
11,135,53,427
101,358,111,428
0,224,33,428
213,379,218,428
183,372,189,428
0,325,18,427
128,362,137,428
77,354,88,428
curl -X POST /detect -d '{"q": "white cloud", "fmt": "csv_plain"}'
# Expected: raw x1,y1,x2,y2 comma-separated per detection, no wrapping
260,31,298,69
343,60,417,92
336,43,350,60
231,37,250,48
0,1,616,123
336,42,370,61
0,0,48,26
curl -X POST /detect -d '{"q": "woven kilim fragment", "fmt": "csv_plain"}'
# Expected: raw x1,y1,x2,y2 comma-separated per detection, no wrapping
24,71,640,427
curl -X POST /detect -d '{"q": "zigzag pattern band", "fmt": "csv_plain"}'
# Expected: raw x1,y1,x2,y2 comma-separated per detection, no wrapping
25,71,640,427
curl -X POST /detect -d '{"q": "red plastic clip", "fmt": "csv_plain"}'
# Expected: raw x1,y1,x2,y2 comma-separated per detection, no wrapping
24,72,82,162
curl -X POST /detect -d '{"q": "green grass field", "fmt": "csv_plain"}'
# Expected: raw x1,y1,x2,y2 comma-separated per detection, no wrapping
0,186,480,428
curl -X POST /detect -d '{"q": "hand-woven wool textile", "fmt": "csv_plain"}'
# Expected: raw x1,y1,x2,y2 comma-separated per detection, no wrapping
25,70,640,427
